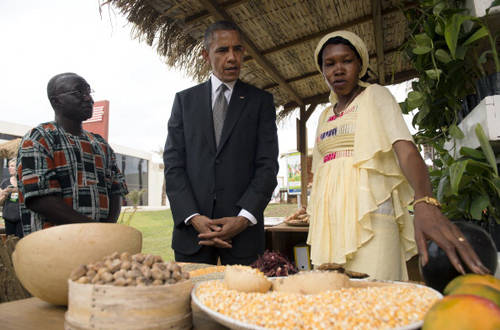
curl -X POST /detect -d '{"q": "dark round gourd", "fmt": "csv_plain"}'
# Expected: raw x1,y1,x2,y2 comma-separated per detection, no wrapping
420,221,498,293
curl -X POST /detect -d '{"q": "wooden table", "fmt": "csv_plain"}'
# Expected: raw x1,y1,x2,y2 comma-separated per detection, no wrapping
0,296,229,330
265,222,309,263
0,297,66,329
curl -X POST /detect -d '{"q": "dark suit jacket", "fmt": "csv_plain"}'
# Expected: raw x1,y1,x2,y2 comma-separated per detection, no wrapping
163,79,279,258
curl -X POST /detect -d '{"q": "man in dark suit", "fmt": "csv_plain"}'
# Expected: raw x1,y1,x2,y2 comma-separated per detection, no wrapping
163,21,279,265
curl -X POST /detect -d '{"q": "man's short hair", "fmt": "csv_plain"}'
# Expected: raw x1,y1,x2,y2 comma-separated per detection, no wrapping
47,72,79,99
203,21,240,49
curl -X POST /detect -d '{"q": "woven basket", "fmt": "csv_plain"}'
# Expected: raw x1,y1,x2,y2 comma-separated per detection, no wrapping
64,279,193,330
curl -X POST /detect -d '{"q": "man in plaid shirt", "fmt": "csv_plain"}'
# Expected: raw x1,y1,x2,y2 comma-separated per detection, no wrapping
17,73,128,236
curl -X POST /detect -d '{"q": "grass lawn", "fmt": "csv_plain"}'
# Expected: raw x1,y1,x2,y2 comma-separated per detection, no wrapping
122,210,175,261
123,203,300,262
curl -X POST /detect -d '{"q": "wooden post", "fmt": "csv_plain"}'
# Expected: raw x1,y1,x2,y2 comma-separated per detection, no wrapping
299,106,308,208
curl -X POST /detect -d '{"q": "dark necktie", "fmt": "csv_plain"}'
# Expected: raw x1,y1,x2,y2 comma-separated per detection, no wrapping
213,84,228,146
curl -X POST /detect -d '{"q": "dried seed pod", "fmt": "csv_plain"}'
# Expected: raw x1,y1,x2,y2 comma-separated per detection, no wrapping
101,272,114,283
172,270,182,281
154,255,163,263
136,277,146,286
109,252,119,260
125,277,135,286
70,265,87,281
143,254,155,267
155,263,167,271
132,253,145,263
86,269,97,278
104,259,113,269
126,269,142,279
152,279,163,286
97,267,110,276
91,274,102,284
141,265,152,279
121,260,132,271
109,259,122,273
131,262,142,270
151,269,164,281
166,262,177,273
76,276,90,284
113,270,126,280
95,261,105,269
114,278,127,286
120,252,131,261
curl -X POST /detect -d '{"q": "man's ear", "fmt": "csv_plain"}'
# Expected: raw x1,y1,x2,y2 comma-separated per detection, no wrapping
201,48,209,63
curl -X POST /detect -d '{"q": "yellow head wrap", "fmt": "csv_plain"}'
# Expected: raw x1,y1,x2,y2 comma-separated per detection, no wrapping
314,30,370,103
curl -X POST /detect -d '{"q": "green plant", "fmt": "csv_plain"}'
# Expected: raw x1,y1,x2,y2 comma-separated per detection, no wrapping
401,0,492,145
119,189,146,226
430,124,500,223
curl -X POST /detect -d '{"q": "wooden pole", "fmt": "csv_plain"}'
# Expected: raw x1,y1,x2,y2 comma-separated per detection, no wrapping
299,105,308,208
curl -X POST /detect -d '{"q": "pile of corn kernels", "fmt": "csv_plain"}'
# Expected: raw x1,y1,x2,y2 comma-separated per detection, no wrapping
195,280,440,329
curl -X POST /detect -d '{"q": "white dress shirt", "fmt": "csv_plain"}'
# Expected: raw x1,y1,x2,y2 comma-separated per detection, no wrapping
184,74,257,226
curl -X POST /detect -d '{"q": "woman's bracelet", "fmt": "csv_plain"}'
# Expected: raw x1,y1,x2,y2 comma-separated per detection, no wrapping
413,196,441,208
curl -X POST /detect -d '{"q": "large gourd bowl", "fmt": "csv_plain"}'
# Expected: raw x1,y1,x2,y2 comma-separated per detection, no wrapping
12,223,142,306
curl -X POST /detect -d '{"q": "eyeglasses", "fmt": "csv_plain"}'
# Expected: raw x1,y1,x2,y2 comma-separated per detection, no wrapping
54,88,94,98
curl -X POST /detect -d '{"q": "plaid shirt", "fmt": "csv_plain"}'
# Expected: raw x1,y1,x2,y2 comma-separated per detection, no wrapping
17,122,128,235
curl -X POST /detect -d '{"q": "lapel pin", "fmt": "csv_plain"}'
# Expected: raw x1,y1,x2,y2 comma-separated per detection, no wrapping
240,96,245,99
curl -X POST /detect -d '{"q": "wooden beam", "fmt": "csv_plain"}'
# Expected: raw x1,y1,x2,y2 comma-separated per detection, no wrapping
255,2,417,58
184,0,250,25
372,0,386,84
262,71,318,90
262,46,403,91
158,3,182,17
282,69,418,111
199,0,304,105
284,92,330,111
299,105,308,208
304,103,317,122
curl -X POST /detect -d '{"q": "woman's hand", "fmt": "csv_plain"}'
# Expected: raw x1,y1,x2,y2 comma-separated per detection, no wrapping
413,202,490,275
393,140,489,275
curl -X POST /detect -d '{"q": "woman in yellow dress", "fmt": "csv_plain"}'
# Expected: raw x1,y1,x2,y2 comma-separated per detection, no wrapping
307,31,488,280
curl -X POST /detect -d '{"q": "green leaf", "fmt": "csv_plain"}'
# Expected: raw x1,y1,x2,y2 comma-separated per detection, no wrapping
435,22,444,35
449,160,468,195
437,174,450,200
415,105,431,124
475,124,498,176
435,49,452,63
455,45,467,60
407,91,424,109
449,124,465,139
426,69,442,80
413,46,432,54
470,194,489,220
415,33,433,47
463,26,489,47
444,14,471,58
460,147,485,160
433,1,446,16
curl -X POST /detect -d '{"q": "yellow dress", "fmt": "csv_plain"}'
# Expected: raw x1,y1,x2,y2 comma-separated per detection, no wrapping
307,84,418,281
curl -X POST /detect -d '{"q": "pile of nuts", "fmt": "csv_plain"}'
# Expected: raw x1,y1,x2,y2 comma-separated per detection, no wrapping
69,252,190,286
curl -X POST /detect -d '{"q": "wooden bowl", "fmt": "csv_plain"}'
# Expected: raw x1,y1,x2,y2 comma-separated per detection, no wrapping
12,223,142,306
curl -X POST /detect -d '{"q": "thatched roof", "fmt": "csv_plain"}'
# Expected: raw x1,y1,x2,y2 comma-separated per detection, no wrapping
102,0,416,118
0,138,21,159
